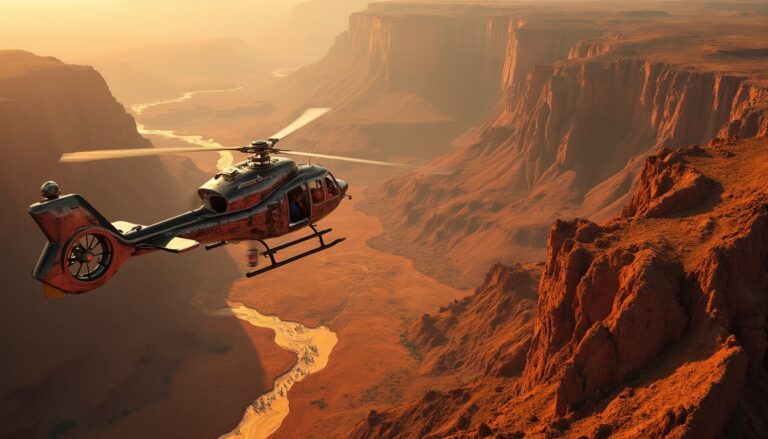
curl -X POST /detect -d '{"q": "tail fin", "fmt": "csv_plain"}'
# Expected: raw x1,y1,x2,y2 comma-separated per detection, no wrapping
29,194,134,295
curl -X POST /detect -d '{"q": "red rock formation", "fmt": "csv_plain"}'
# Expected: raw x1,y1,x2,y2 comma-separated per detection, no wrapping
379,54,768,281
621,147,712,218
346,137,768,438
523,220,690,416
410,263,539,377
278,3,601,181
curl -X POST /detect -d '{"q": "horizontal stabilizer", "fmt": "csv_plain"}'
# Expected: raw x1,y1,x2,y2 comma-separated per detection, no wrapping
112,220,144,234
142,236,200,253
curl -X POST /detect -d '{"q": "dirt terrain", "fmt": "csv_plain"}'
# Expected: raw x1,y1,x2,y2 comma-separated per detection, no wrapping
349,136,768,438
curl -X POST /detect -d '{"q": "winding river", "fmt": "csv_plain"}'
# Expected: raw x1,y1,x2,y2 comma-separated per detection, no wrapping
131,88,338,438
130,87,242,170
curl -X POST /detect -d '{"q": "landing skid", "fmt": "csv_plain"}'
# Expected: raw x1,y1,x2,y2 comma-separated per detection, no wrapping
247,224,345,278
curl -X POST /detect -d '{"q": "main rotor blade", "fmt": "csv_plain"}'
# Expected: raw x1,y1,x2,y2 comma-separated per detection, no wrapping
60,146,241,162
278,150,408,167
270,108,331,141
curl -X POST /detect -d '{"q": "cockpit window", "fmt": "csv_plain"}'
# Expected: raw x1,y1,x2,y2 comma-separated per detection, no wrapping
325,176,339,198
311,179,326,204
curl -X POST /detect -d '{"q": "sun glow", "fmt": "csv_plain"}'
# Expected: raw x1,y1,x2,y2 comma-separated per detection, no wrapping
0,0,298,60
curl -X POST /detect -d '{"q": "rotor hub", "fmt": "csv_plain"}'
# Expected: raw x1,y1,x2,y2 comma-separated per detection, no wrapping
71,245,94,263
247,140,277,167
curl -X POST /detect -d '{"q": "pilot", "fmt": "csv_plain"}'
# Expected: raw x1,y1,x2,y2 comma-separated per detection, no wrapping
312,187,325,203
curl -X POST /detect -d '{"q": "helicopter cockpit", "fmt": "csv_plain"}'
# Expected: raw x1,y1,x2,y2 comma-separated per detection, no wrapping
284,170,347,227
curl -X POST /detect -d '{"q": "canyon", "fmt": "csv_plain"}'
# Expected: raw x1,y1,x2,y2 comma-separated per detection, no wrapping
2,1,768,438
267,2,768,437
278,1,768,285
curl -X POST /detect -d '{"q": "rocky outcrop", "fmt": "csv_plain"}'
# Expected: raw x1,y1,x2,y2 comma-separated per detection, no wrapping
523,220,689,415
410,263,539,377
621,146,713,218
347,137,768,438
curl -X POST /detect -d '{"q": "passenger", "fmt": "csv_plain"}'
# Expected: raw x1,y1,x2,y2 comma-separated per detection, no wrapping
312,187,325,203
289,192,303,222
289,191,307,223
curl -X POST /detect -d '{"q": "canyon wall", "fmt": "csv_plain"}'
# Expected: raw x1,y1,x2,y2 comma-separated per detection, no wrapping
277,2,768,284
0,51,283,438
268,3,768,437
278,4,596,173
379,49,768,283
277,2,766,284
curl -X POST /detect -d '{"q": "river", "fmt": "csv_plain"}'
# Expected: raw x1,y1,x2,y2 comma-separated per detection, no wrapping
131,88,339,438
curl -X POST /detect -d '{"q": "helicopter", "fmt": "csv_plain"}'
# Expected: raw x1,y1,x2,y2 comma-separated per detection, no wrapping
29,108,406,297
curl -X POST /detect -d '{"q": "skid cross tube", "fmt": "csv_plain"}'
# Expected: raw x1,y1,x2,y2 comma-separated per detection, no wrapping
246,224,344,278
262,226,332,256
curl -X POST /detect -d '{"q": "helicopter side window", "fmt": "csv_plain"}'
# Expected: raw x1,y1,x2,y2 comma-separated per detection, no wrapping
325,176,339,198
311,179,326,204
288,185,310,224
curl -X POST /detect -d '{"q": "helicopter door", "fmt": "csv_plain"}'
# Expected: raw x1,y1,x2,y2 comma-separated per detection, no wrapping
287,184,311,228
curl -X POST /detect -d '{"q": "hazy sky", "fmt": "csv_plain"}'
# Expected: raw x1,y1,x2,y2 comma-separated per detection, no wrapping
0,0,303,60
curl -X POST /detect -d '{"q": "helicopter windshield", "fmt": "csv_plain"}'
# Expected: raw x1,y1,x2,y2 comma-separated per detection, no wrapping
311,179,326,204
325,175,339,198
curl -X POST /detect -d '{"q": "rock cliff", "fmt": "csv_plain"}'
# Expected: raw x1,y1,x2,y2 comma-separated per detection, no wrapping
347,137,768,438
325,2,768,283
410,263,539,378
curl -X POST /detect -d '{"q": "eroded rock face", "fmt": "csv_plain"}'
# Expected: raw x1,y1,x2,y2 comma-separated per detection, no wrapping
522,214,690,415
409,263,538,377
532,237,688,414
355,4,768,281
347,138,768,439
621,147,713,218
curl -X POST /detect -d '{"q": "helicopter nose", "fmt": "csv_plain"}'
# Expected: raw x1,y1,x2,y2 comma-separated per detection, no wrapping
336,179,349,195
